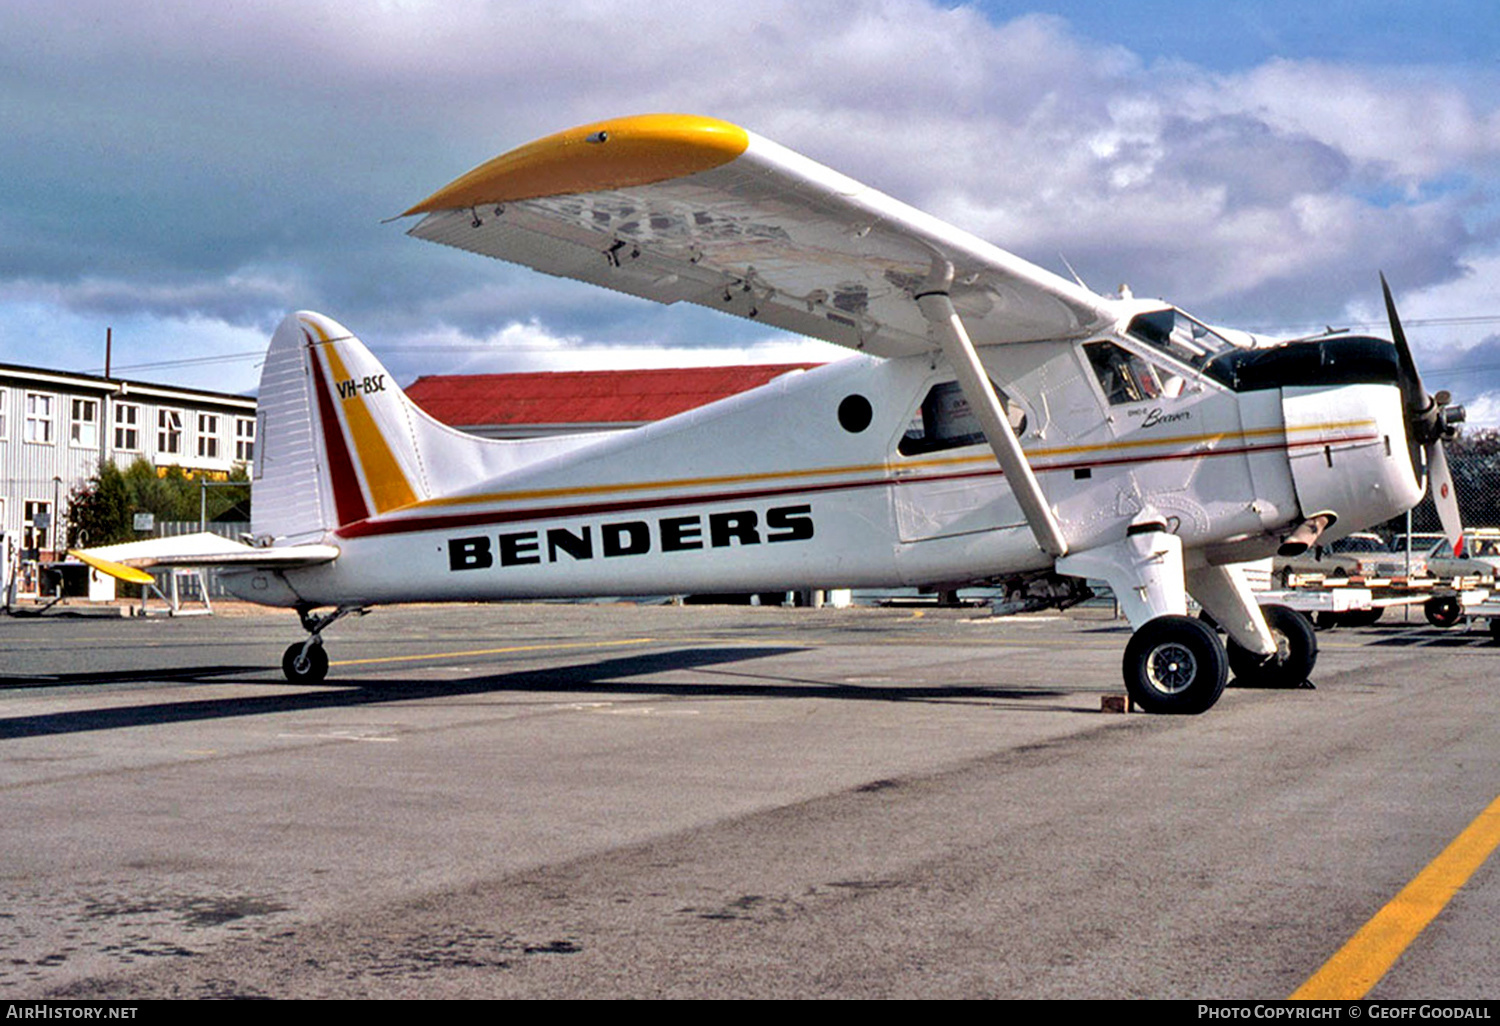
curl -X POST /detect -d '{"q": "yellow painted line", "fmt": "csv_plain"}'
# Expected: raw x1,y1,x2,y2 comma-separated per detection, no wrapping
328,637,656,668
1291,792,1500,1000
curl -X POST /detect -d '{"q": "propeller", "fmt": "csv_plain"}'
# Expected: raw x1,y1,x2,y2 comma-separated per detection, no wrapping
1381,273,1466,554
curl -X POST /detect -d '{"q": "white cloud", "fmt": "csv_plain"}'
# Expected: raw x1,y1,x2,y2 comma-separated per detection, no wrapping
2,0,1498,391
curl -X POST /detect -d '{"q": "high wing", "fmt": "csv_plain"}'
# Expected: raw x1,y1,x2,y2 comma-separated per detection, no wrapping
403,114,1122,358
71,533,338,584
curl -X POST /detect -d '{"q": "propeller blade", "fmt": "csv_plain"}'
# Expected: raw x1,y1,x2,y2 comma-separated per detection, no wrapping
1381,272,1428,416
1428,441,1464,556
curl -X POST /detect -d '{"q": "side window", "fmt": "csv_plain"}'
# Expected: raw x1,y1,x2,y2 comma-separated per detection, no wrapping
24,393,55,444
197,413,221,458
158,408,183,455
899,380,1026,457
114,403,141,450
1084,341,1183,405
71,398,99,448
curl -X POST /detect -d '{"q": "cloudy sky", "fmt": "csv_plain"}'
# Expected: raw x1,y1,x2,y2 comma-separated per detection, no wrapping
5,1,1499,421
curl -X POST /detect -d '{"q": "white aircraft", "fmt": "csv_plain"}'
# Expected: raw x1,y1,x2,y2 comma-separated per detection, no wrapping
74,113,1466,714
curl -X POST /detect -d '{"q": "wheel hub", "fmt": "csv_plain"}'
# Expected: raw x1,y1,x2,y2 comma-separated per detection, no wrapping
1145,642,1197,694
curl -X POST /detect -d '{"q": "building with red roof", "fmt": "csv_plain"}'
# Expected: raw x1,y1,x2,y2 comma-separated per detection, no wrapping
405,364,822,438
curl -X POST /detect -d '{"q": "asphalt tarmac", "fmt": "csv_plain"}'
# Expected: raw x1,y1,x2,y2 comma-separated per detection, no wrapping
1,600,1496,999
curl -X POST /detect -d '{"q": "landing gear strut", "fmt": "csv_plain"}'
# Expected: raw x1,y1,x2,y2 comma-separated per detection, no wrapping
282,605,368,684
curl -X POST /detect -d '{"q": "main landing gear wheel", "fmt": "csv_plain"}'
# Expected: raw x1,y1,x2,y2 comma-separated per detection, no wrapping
1424,595,1463,628
282,641,329,684
1226,604,1317,689
1123,615,1227,715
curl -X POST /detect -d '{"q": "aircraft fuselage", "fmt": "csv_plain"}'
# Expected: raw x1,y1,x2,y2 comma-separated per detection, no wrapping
225,328,1420,609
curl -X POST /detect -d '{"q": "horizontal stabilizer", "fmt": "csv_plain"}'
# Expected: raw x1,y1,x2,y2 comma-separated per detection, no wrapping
71,532,338,579
69,551,156,585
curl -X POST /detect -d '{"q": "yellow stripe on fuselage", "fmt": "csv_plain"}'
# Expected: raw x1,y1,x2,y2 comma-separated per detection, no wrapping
404,419,1375,514
402,114,751,216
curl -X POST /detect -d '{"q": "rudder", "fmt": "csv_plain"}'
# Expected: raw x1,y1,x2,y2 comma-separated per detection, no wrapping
253,311,429,542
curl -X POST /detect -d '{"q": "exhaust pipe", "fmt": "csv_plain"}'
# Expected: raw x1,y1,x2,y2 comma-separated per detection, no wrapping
1278,513,1335,557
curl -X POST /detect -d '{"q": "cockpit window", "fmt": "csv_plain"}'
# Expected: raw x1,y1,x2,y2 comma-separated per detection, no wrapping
1127,307,1239,371
1085,341,1183,405
898,380,1026,456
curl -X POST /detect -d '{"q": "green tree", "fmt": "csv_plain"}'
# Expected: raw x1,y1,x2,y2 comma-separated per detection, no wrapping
66,461,132,548
66,459,251,548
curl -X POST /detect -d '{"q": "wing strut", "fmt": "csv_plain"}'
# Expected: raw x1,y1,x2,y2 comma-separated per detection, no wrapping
915,260,1068,558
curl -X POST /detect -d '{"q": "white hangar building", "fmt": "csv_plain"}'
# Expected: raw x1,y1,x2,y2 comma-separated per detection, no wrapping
0,362,255,597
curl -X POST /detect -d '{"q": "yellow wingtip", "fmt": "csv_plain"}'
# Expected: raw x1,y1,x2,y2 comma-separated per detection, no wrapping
402,113,750,216
70,550,157,585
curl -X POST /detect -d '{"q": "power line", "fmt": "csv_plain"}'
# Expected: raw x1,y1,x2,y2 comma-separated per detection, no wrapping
80,311,1500,377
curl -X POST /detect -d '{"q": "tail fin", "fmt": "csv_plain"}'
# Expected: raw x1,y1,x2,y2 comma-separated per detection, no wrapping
253,310,611,544
251,311,464,542
252,311,423,541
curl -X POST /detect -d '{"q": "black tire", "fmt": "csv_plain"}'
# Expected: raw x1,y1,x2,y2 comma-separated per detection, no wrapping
1227,604,1318,688
1123,615,1228,714
1490,618,1500,642
1425,595,1463,628
282,641,329,684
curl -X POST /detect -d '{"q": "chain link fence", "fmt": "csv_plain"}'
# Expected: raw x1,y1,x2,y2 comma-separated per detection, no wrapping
1381,430,1500,542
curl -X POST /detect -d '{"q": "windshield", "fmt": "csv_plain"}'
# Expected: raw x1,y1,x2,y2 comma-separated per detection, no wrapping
1127,308,1241,371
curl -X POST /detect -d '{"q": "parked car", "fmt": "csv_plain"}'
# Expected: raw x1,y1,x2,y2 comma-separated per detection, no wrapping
1273,532,1389,584
1423,529,1500,582
1385,533,1448,577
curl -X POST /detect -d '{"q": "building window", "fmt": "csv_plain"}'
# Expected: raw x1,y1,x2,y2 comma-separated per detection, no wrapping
23,393,54,444
235,417,255,462
114,403,140,450
71,398,99,448
158,408,183,455
197,413,220,459
0,390,7,439
23,500,52,554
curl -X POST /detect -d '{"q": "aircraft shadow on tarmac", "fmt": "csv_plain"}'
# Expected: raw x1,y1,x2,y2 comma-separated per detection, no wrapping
1363,626,1499,647
0,646,1077,740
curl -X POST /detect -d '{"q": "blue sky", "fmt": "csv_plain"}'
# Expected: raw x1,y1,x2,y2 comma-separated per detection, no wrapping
4,1,1499,420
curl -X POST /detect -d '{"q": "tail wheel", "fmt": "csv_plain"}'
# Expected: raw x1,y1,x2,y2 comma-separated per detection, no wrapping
1123,615,1227,714
282,641,329,684
1226,604,1317,689
1424,595,1463,628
